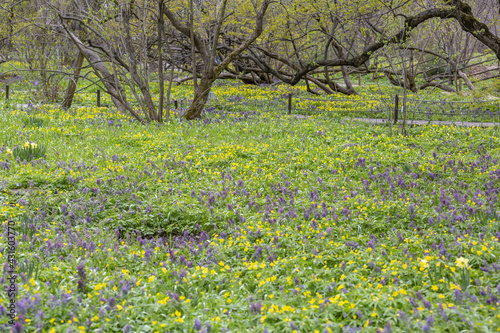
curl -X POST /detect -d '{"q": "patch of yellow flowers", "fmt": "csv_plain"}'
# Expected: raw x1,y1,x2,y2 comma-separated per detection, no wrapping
5,142,37,155
24,141,37,149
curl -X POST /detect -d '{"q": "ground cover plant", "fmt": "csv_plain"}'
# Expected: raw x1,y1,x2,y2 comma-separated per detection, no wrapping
3,73,500,124
0,85,499,332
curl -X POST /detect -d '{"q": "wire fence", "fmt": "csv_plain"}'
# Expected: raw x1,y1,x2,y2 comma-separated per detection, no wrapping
210,93,500,124
5,80,499,125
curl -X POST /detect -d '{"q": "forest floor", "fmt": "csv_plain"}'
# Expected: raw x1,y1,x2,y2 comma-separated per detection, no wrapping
0,81,499,332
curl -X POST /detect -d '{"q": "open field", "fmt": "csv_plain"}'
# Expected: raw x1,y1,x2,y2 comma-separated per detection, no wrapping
0,87,499,332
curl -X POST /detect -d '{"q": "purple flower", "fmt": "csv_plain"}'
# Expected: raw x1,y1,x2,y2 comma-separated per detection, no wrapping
423,316,434,332
108,297,117,308
194,318,202,331
250,302,262,314
77,262,86,280
77,262,87,292
121,282,130,295
77,280,86,293
13,321,22,333
438,302,448,321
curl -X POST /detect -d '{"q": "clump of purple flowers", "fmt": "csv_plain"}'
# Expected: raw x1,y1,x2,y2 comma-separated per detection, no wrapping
77,262,87,293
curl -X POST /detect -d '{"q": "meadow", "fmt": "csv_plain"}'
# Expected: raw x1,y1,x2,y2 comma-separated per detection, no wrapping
4,71,500,123
0,81,499,332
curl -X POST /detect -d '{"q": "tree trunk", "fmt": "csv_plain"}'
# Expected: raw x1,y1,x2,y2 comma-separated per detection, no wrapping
183,76,215,120
121,6,158,122
61,51,84,109
307,75,334,94
458,71,474,90
406,72,417,93
189,0,197,91
158,0,164,122
340,66,357,94
384,71,418,93
163,0,270,121
63,28,145,123
419,82,457,93
165,63,175,122
323,71,357,95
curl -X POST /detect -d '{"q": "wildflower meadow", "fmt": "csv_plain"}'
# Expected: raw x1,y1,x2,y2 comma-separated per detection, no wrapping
0,85,499,333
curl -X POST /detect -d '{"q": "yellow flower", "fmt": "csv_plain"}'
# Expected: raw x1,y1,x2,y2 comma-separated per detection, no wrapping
6,149,12,154
455,257,469,269
419,259,429,271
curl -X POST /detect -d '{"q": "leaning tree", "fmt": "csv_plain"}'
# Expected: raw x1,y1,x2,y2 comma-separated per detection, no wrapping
162,0,271,120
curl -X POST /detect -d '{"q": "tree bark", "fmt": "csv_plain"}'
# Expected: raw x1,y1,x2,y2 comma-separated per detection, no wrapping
158,0,164,122
62,25,145,123
188,0,197,91
61,51,84,109
340,66,357,94
419,82,456,93
458,71,474,90
121,6,158,121
446,0,500,60
184,74,215,120
165,63,174,122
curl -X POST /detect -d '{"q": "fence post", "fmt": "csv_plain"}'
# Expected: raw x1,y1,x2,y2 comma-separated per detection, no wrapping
358,73,361,86
288,93,292,115
174,100,178,109
5,85,9,99
459,78,462,92
394,94,399,124
97,90,101,107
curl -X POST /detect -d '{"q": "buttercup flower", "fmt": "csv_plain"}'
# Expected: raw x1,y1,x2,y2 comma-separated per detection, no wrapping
419,259,430,271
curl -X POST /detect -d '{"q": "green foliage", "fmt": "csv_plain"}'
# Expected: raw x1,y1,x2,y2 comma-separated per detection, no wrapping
0,81,499,332
23,115,45,127
12,142,46,162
